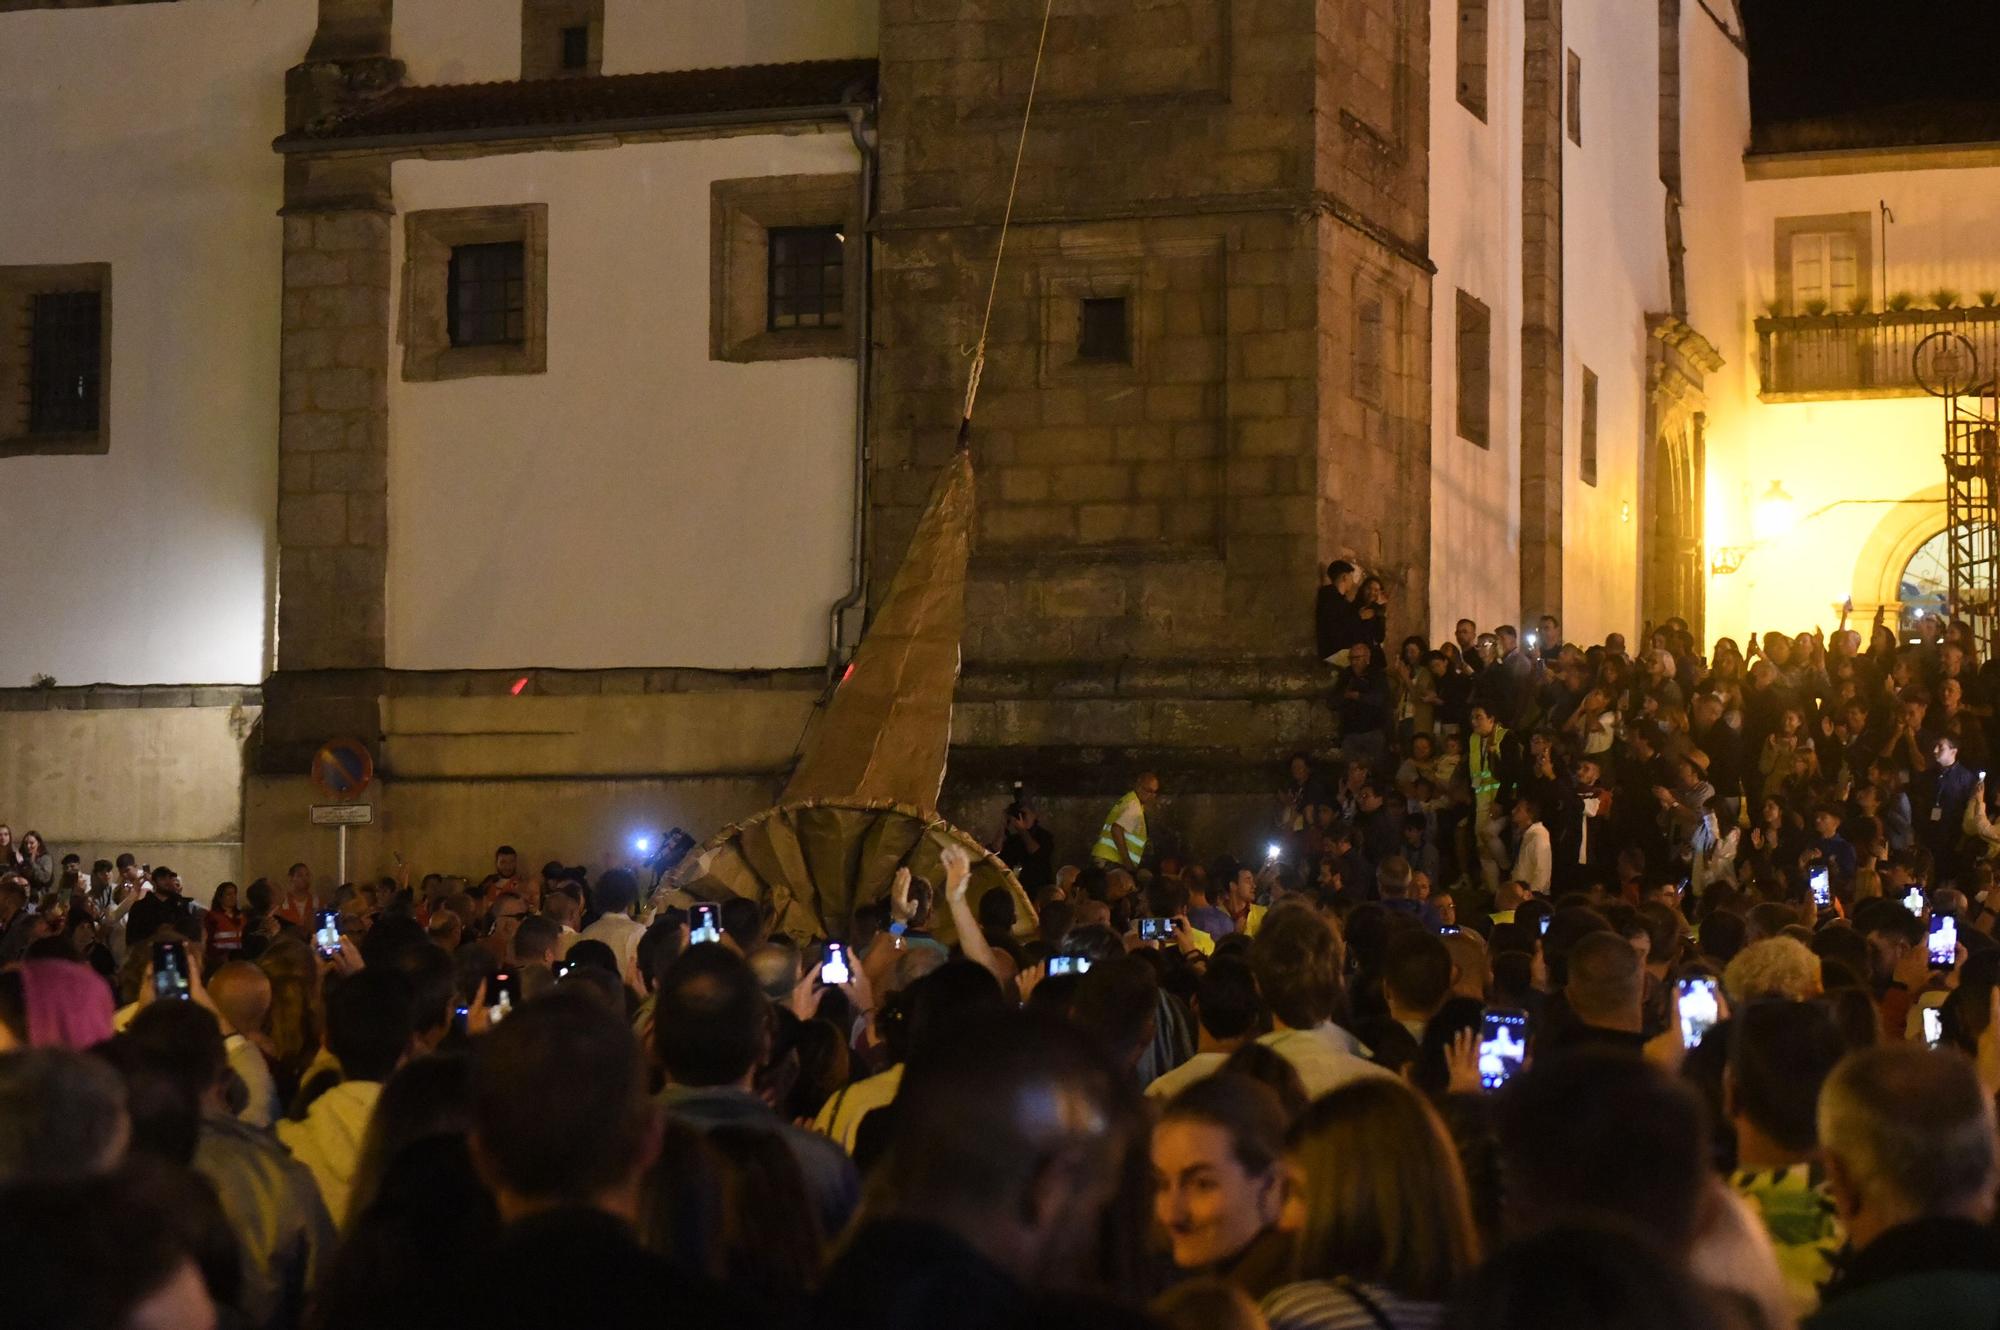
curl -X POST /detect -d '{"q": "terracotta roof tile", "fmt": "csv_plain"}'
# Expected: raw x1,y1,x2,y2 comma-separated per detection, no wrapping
279,57,876,149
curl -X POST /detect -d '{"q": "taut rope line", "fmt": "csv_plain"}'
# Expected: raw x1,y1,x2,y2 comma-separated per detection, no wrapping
957,0,1059,448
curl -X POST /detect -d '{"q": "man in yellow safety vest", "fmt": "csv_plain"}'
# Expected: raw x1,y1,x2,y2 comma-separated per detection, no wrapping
1468,703,1520,890
1094,772,1162,870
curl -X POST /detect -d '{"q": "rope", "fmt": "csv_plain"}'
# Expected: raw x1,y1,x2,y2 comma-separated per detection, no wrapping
958,0,1058,447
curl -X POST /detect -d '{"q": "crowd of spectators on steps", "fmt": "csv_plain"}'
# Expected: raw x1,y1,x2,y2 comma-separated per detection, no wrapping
8,564,2000,1328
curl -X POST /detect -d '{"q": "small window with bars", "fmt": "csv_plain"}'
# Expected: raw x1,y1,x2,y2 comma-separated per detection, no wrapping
447,242,526,348
560,24,590,71
766,226,845,331
28,290,102,436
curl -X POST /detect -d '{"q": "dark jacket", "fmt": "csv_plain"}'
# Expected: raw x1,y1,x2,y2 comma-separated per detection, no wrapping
479,1205,735,1330
1316,587,1365,661
1807,1217,2000,1330
658,1083,860,1238
818,1218,1025,1330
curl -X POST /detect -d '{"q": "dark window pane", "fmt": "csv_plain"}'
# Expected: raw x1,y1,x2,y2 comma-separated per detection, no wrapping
766,225,845,333
28,290,101,435
448,241,526,348
561,24,590,70
1078,296,1129,363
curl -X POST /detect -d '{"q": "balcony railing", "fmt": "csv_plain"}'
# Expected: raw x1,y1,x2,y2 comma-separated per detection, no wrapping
1756,305,2000,400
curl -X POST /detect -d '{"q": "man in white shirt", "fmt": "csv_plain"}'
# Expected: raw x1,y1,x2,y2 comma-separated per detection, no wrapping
574,869,646,989
1511,795,1553,896
1145,957,1262,1099
1248,900,1392,1097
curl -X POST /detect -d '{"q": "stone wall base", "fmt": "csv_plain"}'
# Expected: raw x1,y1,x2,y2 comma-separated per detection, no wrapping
0,691,259,890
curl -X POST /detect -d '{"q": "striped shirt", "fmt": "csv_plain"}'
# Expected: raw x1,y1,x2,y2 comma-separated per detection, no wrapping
1263,1279,1443,1330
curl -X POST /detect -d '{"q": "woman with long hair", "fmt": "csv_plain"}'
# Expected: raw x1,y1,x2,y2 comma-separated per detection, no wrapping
1262,1077,1481,1330
18,830,54,895
342,1054,477,1230
204,882,246,972
256,935,323,1096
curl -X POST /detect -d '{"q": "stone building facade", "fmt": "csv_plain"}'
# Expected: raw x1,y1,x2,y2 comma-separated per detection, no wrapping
0,0,1767,878
869,0,1434,845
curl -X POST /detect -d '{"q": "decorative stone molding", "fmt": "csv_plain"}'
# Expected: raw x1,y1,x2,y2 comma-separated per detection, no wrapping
0,262,111,458
709,173,858,364
398,203,549,382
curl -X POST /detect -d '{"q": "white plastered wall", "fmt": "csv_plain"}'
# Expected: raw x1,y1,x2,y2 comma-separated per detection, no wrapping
1558,1,1671,644
0,0,313,687
1428,0,1525,639
384,133,860,671
1678,1,1754,649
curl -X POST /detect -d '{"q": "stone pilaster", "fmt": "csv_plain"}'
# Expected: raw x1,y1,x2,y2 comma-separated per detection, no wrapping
1519,0,1565,627
276,155,393,676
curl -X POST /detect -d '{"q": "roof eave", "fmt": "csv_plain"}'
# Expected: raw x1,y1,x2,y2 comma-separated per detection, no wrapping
1744,137,2000,179
273,99,863,155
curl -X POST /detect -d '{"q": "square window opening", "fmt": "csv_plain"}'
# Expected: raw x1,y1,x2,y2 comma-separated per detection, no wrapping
1077,296,1130,364
766,225,845,332
27,290,102,436
447,241,527,348
560,24,590,71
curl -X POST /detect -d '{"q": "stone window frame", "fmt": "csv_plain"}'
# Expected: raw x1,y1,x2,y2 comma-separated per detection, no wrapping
0,262,111,458
1580,364,1599,486
399,204,549,383
1773,212,1873,314
521,0,604,79
1351,267,1404,411
1037,267,1146,387
710,174,859,364
1457,0,1489,122
1456,289,1491,449
1566,49,1583,145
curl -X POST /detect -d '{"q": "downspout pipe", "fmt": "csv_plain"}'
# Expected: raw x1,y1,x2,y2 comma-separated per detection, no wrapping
829,96,878,682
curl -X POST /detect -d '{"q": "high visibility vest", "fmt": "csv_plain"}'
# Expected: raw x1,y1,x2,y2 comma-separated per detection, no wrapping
1471,724,1509,806
1093,792,1147,865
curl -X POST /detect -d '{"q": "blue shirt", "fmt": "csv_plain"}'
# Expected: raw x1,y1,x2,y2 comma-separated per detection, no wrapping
1187,905,1234,938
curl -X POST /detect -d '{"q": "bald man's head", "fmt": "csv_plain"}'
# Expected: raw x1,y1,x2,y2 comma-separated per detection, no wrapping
206,962,273,1036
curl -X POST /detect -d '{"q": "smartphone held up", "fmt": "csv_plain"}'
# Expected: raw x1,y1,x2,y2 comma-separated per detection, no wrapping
1478,1009,1527,1090
1677,977,1721,1049
151,940,193,1002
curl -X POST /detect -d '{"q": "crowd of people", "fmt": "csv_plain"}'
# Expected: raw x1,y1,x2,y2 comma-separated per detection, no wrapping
6,571,2000,1328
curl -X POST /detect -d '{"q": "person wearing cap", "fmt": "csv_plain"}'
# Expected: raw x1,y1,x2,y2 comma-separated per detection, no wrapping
1654,752,1716,870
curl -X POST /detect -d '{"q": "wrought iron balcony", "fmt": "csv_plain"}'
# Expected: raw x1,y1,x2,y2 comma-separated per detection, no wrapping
1756,305,2000,400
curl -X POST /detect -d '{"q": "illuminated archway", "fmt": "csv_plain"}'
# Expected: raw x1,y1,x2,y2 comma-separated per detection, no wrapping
1850,485,1947,624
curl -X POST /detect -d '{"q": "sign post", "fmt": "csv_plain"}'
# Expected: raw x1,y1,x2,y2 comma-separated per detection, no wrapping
310,739,377,886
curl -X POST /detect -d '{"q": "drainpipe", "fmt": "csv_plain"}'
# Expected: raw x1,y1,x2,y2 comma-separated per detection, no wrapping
828,97,878,682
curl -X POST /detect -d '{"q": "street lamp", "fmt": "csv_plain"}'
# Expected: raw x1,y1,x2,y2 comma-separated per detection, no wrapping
1753,480,1798,542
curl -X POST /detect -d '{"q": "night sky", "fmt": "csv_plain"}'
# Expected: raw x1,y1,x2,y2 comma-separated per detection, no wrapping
1744,0,2000,124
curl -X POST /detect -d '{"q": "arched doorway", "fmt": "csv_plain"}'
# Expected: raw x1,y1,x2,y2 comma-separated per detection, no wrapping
1899,528,1951,629
1642,415,1705,640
